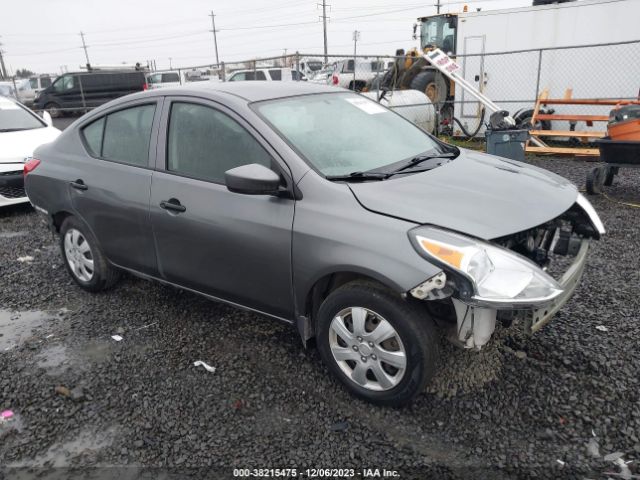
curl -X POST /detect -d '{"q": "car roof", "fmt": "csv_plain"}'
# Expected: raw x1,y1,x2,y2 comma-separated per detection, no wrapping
154,81,343,103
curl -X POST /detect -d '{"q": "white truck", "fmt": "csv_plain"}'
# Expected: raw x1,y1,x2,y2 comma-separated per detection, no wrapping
403,0,640,135
329,58,388,91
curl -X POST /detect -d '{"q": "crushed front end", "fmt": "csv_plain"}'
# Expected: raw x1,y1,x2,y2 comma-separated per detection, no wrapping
408,194,605,349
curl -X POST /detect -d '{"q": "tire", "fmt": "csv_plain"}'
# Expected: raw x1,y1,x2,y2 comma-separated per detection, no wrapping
586,166,603,195
514,109,551,131
316,281,438,406
409,70,448,106
45,102,62,118
59,216,120,292
603,166,615,186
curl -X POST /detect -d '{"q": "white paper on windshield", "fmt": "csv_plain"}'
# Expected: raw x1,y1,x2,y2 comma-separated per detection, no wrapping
345,97,386,114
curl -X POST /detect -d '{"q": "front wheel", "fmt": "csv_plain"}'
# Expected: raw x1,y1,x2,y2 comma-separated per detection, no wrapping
316,281,438,406
59,217,120,292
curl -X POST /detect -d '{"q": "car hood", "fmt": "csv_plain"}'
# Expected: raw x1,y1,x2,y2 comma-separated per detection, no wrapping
0,126,61,163
348,149,578,240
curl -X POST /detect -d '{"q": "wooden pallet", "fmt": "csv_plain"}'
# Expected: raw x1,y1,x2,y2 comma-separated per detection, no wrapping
524,89,639,156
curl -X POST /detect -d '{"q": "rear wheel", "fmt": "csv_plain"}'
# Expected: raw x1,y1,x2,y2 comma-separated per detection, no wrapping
45,102,62,118
316,281,438,406
59,217,120,292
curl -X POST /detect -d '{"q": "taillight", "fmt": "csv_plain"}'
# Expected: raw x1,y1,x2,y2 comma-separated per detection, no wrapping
24,158,41,176
332,75,339,85
143,83,149,91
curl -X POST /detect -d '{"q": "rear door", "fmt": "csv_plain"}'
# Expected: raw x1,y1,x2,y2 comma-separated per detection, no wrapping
69,98,162,275
149,97,295,318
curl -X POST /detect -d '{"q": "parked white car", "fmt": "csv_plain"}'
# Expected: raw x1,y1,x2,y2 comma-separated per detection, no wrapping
0,82,18,100
146,71,182,89
329,59,385,91
308,68,333,85
227,68,305,82
0,96,60,207
16,75,55,107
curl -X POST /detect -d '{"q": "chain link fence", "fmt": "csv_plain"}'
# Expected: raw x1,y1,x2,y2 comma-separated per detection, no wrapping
10,39,639,138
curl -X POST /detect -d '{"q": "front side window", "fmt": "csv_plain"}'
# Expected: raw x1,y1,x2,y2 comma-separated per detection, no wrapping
167,102,272,183
53,75,75,93
229,72,245,82
29,78,38,89
81,104,155,166
147,73,162,84
256,93,441,177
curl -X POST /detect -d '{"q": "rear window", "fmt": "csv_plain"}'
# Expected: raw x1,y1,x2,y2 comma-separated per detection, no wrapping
82,117,105,156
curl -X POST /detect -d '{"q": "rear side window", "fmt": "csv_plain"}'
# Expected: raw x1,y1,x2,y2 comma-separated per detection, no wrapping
82,117,105,156
81,104,155,166
41,77,52,88
162,73,180,83
269,69,282,81
167,102,272,183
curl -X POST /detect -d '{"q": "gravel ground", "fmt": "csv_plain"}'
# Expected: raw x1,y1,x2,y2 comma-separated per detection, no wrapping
0,157,639,479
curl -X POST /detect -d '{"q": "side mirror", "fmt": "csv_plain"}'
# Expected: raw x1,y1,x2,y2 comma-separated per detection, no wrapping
225,163,281,195
42,111,53,126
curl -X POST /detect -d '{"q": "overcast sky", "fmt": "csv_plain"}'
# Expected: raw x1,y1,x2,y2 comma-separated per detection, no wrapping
1,0,531,74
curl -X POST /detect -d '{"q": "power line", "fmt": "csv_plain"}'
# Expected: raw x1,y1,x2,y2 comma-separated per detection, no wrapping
209,11,220,65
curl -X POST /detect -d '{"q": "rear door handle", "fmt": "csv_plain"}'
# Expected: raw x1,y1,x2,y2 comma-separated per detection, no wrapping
70,179,88,191
159,198,186,213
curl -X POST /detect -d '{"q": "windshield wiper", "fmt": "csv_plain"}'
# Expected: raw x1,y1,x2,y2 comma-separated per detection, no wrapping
325,171,389,182
384,150,459,177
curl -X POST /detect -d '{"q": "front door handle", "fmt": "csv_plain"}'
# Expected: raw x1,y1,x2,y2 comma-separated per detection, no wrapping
70,179,88,190
159,198,186,213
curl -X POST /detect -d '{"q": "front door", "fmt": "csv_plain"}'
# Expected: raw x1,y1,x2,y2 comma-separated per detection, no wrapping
149,99,295,319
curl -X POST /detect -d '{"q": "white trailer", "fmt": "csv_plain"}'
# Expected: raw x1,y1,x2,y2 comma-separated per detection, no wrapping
414,0,640,135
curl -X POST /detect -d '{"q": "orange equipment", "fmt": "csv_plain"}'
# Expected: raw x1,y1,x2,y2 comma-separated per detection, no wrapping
608,104,640,141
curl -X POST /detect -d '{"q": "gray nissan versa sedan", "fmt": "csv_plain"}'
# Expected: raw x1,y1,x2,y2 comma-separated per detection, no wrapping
25,82,605,406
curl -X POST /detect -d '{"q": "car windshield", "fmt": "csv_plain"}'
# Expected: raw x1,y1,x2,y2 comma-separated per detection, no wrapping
255,92,442,177
0,97,44,131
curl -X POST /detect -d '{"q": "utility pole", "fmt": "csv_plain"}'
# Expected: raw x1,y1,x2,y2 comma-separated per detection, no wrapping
436,0,441,14
352,30,360,89
0,42,7,80
209,11,220,65
79,31,91,67
169,57,173,69
318,0,330,64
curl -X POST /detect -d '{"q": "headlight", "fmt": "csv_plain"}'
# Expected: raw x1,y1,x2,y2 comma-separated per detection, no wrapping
409,227,562,306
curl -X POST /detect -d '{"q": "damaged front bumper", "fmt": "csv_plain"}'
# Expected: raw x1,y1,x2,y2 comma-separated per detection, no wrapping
448,239,590,349
523,239,590,334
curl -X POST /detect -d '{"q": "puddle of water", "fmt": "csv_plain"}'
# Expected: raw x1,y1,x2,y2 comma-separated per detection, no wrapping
35,344,70,375
0,310,58,351
7,428,117,468
0,231,27,239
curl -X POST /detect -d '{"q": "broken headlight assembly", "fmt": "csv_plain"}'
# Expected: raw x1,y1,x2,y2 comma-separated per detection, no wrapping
408,226,563,307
